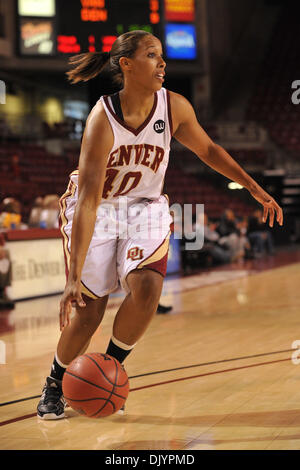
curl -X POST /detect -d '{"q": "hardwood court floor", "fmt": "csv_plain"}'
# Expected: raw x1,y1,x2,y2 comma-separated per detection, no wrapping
1,247,300,450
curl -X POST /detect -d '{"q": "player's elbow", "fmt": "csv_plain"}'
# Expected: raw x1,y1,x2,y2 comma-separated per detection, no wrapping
197,141,217,163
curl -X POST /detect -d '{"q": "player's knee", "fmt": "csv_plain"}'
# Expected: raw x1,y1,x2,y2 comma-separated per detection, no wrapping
75,295,107,330
75,304,102,331
78,314,100,332
130,270,162,312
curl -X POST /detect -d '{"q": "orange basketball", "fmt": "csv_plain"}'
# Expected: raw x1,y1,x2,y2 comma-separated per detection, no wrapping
62,353,129,418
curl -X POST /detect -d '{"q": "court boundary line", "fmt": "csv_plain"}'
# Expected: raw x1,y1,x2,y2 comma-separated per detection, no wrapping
0,356,291,427
129,348,294,379
0,348,294,408
130,357,291,392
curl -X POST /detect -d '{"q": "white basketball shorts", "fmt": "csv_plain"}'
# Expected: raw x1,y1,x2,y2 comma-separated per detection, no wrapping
59,179,172,299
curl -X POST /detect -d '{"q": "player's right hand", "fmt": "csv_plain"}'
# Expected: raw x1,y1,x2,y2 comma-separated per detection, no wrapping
59,281,86,331
249,185,283,227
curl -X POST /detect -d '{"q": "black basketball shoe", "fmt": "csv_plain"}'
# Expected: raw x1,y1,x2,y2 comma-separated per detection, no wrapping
116,405,125,415
37,376,66,420
156,303,173,314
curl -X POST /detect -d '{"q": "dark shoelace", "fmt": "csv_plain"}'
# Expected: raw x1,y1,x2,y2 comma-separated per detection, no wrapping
42,385,62,404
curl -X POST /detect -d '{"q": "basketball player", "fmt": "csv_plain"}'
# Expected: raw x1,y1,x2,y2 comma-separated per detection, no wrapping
37,31,283,419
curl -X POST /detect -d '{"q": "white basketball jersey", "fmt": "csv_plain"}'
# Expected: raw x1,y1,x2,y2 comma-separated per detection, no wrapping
99,87,173,205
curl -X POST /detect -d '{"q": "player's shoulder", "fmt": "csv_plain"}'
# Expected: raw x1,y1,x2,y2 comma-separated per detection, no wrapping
81,98,113,149
166,89,195,122
166,89,190,106
85,98,110,130
89,98,106,119
166,89,193,114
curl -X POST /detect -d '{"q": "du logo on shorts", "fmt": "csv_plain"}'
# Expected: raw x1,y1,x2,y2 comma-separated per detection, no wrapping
127,247,144,261
0,80,6,104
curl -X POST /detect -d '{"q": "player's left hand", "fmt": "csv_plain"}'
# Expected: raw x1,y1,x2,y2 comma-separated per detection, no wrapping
59,280,86,331
249,185,283,227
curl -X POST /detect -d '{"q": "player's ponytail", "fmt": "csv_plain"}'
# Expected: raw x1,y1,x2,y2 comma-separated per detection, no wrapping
67,30,152,86
67,51,110,84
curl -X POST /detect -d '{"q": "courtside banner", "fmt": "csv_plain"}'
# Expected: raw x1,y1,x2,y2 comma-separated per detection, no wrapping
7,238,65,300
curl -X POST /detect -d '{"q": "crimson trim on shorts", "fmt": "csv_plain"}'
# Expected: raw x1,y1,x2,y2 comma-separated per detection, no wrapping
166,89,173,136
137,229,171,273
103,92,158,136
143,251,169,277
80,280,102,300
58,180,75,280
59,184,111,300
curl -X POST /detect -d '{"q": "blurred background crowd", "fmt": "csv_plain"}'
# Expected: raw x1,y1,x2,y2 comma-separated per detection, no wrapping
0,192,275,265
0,0,300,306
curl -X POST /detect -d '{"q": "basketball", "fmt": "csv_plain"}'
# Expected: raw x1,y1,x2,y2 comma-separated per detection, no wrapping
62,353,129,418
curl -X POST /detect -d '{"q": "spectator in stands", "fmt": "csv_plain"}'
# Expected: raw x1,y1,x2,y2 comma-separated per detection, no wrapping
217,209,240,237
0,198,22,230
194,212,232,265
236,216,255,259
247,208,275,256
28,196,44,228
215,209,248,262
39,194,60,229
0,233,15,309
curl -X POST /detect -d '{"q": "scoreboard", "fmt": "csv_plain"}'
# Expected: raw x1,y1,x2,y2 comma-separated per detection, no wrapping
18,0,162,56
57,0,162,54
17,0,197,60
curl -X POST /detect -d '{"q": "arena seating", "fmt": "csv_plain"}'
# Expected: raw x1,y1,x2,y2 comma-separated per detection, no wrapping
246,7,300,158
0,143,78,220
220,148,268,168
0,142,255,222
164,167,254,219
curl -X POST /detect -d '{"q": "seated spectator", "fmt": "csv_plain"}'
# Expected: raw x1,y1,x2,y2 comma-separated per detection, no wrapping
216,209,249,262
235,216,254,259
39,194,60,229
28,196,44,228
0,234,15,309
247,209,275,256
194,212,232,265
179,218,201,272
0,198,22,230
217,209,240,237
